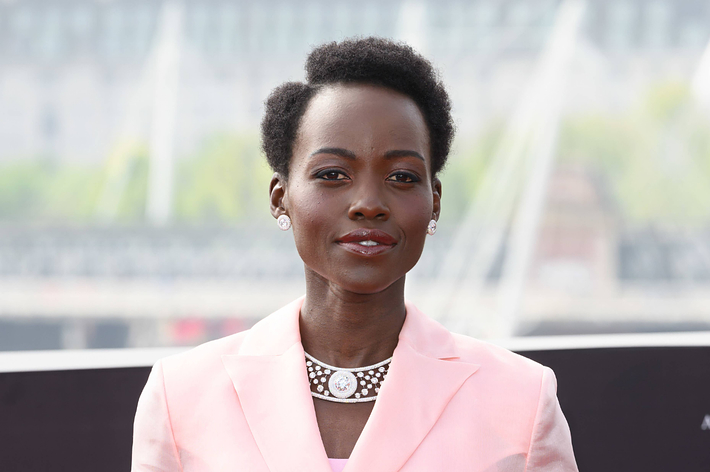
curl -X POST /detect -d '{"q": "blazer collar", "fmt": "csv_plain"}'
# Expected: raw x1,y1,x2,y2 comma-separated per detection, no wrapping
221,297,480,472
230,296,460,359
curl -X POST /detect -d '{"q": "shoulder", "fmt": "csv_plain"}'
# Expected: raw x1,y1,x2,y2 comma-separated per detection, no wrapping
144,329,253,418
402,302,549,396
443,331,556,427
159,329,249,374
446,334,568,454
446,333,577,470
451,332,552,399
158,296,303,378
452,332,547,381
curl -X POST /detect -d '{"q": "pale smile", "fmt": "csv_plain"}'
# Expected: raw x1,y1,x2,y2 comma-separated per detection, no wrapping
358,240,379,246
337,241,396,256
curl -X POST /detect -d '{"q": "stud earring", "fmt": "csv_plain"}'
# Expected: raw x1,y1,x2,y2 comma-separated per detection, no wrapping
426,219,437,236
277,214,291,231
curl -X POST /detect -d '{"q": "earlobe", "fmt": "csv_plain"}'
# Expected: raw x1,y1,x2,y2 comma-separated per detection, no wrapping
269,173,288,218
432,177,442,221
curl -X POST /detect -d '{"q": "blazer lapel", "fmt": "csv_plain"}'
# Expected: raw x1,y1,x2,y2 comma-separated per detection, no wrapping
220,298,479,472
346,303,480,472
221,298,331,472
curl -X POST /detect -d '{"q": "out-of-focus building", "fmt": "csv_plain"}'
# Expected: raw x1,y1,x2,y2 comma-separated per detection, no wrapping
1,0,710,350
1,0,709,162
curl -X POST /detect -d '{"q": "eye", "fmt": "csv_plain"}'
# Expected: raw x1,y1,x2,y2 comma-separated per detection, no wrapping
315,169,350,181
386,172,420,183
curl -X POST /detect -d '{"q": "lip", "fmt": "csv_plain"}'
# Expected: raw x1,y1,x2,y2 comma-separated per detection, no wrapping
336,228,398,256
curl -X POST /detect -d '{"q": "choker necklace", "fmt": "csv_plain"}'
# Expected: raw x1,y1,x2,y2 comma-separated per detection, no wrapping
305,352,392,404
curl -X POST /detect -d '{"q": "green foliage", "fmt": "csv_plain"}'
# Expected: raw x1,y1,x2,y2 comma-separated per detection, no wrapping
114,151,150,222
438,124,503,221
559,82,710,226
1,81,709,227
174,133,272,223
0,141,150,224
0,159,103,222
646,82,691,122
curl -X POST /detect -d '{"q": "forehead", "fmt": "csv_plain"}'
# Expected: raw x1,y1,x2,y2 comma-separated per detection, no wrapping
294,84,430,158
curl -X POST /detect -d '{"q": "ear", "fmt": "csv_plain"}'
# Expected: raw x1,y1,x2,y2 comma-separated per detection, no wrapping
269,173,288,218
432,177,442,221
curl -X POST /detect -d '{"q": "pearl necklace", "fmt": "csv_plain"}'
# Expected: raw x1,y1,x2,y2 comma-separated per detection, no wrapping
305,352,392,404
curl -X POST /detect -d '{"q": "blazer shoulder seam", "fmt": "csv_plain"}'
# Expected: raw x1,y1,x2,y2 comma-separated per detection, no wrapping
523,365,548,472
157,359,186,472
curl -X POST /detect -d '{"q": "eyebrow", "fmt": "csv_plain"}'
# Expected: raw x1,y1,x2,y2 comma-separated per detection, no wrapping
309,147,356,159
384,150,425,162
310,147,425,162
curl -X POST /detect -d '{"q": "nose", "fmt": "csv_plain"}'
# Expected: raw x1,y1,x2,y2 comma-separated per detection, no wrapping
347,180,390,221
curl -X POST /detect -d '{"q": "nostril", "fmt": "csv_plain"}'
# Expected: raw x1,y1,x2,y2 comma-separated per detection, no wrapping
348,201,390,220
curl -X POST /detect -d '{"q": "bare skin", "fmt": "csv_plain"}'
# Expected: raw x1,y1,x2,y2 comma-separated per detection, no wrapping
300,276,405,458
269,83,441,458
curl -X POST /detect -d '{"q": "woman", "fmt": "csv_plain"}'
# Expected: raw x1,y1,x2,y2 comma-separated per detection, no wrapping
132,37,578,472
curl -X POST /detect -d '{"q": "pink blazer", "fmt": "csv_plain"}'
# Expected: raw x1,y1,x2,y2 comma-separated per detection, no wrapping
132,297,578,471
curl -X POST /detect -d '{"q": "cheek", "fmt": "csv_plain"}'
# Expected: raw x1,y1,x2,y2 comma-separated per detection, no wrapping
290,187,332,221
287,187,338,250
393,194,433,261
399,193,434,230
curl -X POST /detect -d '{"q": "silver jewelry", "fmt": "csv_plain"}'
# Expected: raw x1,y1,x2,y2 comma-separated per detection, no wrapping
277,214,291,231
427,219,437,235
305,352,391,403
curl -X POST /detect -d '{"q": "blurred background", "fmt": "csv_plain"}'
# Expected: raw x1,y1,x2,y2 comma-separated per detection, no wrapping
1,0,709,351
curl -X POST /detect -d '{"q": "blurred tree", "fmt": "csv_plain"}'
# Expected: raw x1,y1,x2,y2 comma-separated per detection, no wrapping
559,82,710,227
115,151,150,222
174,133,272,224
93,141,151,224
1,83,709,229
0,159,102,222
438,124,503,222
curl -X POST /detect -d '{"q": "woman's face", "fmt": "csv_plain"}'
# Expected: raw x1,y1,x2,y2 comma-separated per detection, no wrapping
270,83,441,295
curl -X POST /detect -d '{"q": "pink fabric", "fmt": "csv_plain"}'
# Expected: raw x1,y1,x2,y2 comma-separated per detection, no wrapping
132,297,578,472
328,459,348,472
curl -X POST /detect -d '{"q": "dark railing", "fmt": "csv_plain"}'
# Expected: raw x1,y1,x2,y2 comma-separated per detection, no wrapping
3,226,710,282
1,335,709,471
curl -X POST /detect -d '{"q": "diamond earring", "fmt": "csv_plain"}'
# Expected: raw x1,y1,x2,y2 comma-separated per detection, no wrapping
277,214,291,231
426,219,437,235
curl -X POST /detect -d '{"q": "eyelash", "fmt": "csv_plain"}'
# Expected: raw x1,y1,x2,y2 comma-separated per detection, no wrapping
314,169,420,184
315,169,350,180
386,172,420,183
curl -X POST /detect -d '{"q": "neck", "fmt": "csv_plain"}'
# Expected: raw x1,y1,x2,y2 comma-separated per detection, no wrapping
299,268,406,369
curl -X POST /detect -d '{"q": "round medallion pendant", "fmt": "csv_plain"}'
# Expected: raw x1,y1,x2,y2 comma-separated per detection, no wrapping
328,370,358,399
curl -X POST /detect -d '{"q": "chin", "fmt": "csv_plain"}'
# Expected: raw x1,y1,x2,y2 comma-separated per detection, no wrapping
340,282,392,296
303,261,410,296
331,273,405,296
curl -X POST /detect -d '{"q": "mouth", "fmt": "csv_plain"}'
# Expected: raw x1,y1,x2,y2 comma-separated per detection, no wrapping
336,228,397,256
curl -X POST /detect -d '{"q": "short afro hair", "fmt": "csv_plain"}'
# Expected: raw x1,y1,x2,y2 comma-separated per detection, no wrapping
261,37,454,178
